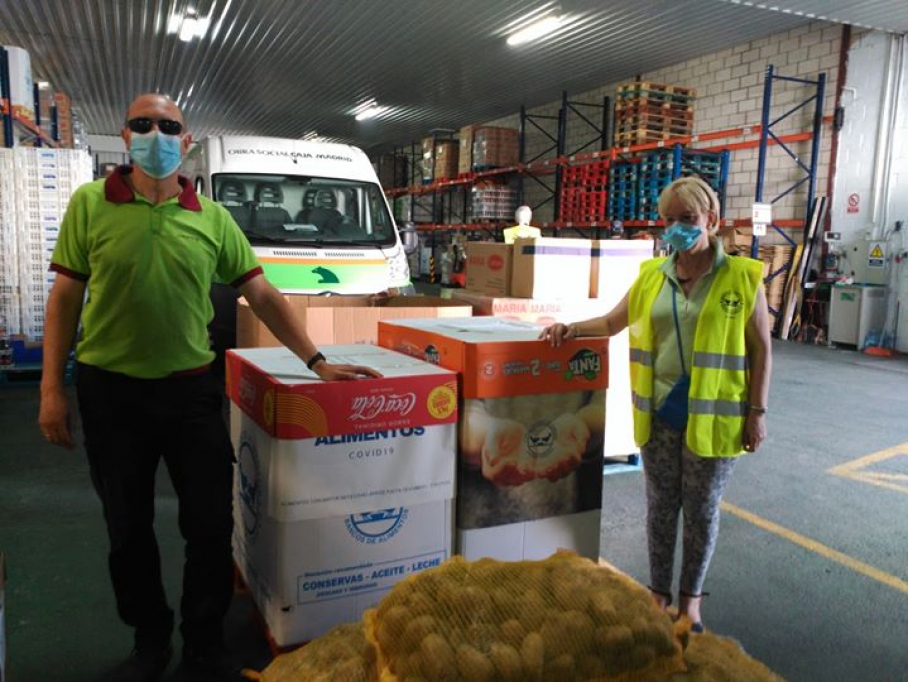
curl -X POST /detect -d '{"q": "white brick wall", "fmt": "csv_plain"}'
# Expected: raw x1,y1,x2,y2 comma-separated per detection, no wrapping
476,20,842,224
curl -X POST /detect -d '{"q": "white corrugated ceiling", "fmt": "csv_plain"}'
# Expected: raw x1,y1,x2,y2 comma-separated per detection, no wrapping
1,1,905,151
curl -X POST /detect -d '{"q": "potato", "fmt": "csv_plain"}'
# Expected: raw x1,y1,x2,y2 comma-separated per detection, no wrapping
577,654,607,678
420,633,457,680
521,632,545,680
489,642,524,681
545,653,576,678
500,619,527,648
401,615,438,652
456,643,495,682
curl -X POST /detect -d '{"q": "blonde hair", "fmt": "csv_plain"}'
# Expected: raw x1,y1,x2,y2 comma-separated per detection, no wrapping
657,176,721,233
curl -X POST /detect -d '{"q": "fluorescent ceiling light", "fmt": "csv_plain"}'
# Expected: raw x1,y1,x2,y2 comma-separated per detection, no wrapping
507,15,563,46
355,106,385,121
351,99,386,121
37,81,50,88
179,11,199,41
168,8,210,41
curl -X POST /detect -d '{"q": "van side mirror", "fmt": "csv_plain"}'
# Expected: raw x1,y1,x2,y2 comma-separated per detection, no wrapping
399,223,419,255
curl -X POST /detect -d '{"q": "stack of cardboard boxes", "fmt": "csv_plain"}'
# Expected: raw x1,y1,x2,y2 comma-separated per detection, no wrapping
472,126,519,170
459,237,654,459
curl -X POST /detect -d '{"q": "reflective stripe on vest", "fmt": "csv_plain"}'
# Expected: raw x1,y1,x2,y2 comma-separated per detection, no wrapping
632,391,652,413
689,398,748,416
630,348,654,366
692,352,748,371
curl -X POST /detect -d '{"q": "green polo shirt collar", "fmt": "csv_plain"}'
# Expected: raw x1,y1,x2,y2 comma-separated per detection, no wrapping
105,165,202,211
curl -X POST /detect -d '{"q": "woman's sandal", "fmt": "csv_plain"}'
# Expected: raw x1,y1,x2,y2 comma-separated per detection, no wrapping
648,586,673,610
679,590,709,633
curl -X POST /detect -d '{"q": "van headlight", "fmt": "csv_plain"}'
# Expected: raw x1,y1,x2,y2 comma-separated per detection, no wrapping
387,246,411,287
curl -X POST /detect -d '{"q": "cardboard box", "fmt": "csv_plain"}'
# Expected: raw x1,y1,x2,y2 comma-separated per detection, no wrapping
465,242,513,296
590,239,654,299
434,140,459,181
378,318,608,561
236,295,472,349
228,345,458,644
3,46,33,121
472,127,519,169
445,291,636,457
458,125,478,175
510,238,593,299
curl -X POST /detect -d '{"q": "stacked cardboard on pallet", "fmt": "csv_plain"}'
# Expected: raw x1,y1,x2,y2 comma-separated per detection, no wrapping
614,81,695,147
458,124,477,175
236,295,472,349
433,140,459,180
472,127,519,170
53,93,74,148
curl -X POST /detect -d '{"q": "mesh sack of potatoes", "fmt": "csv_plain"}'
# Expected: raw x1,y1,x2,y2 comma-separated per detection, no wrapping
244,622,377,682
364,551,685,682
669,629,785,682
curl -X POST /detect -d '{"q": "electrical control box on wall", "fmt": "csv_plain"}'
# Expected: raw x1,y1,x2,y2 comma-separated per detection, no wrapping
849,240,888,285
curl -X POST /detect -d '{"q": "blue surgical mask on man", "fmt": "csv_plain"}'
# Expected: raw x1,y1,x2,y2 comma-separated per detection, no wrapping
663,222,703,251
129,130,182,179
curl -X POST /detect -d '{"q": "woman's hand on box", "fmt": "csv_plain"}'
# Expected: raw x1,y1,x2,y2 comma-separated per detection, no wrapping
539,322,576,347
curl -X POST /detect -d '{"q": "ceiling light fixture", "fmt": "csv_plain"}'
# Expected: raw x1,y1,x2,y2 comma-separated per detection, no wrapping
352,99,386,121
506,15,563,46
167,8,210,41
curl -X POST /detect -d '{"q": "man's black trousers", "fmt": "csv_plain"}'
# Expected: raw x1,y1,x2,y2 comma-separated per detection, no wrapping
76,363,235,653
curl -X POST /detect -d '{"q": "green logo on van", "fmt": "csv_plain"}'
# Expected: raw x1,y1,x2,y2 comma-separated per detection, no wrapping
312,266,340,284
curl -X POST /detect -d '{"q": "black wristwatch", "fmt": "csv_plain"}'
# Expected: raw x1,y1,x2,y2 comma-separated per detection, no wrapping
306,352,326,370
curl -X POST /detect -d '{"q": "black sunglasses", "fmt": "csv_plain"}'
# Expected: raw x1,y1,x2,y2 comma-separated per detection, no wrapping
126,117,183,136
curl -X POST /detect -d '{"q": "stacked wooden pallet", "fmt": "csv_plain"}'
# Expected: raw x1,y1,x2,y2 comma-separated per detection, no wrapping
614,81,695,147
758,245,795,313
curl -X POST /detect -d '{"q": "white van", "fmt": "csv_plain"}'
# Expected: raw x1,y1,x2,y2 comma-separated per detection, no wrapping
183,136,414,294
182,136,416,365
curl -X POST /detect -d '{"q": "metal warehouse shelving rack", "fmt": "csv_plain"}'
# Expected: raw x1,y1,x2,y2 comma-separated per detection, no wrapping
752,64,827,328
0,46,60,149
386,72,832,255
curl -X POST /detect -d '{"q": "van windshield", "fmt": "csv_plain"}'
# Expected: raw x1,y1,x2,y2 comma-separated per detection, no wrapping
212,173,396,247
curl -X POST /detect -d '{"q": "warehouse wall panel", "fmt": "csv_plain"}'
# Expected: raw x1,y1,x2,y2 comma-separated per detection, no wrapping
484,20,840,234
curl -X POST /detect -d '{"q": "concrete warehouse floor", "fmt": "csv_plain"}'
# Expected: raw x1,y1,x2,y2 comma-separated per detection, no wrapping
0,340,906,681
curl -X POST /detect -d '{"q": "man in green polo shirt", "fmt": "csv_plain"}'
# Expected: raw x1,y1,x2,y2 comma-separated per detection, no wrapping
38,93,379,682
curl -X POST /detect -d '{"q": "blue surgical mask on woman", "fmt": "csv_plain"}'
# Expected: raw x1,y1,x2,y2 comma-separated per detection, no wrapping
663,222,703,251
129,130,182,179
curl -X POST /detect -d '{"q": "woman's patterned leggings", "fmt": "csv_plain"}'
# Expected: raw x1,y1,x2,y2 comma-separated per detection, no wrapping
641,417,738,597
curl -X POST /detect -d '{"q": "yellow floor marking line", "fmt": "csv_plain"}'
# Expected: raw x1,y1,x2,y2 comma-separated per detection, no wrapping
828,442,908,495
721,501,908,596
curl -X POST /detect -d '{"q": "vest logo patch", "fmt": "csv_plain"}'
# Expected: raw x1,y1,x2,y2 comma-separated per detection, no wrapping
720,290,743,318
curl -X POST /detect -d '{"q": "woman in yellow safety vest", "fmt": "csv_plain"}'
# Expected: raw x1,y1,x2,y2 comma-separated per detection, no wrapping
540,176,772,632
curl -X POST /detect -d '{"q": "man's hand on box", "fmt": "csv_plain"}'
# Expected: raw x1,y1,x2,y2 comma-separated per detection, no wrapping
314,362,383,381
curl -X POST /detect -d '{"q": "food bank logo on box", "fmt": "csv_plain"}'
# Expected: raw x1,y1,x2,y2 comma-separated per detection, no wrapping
350,393,417,421
566,348,601,381
237,436,261,538
345,507,409,544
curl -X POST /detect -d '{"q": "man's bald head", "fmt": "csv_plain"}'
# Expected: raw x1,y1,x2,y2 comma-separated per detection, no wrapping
124,93,185,127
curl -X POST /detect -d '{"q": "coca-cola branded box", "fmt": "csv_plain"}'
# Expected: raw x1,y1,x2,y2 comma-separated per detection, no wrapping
378,318,608,563
226,345,458,645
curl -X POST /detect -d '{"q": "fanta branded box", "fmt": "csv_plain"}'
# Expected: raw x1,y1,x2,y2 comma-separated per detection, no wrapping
378,318,608,562
226,345,458,645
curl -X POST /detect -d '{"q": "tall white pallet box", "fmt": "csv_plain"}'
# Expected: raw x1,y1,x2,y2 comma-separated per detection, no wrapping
227,345,458,646
379,317,609,562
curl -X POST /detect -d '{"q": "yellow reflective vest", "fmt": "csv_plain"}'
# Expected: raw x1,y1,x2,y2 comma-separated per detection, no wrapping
628,255,764,457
